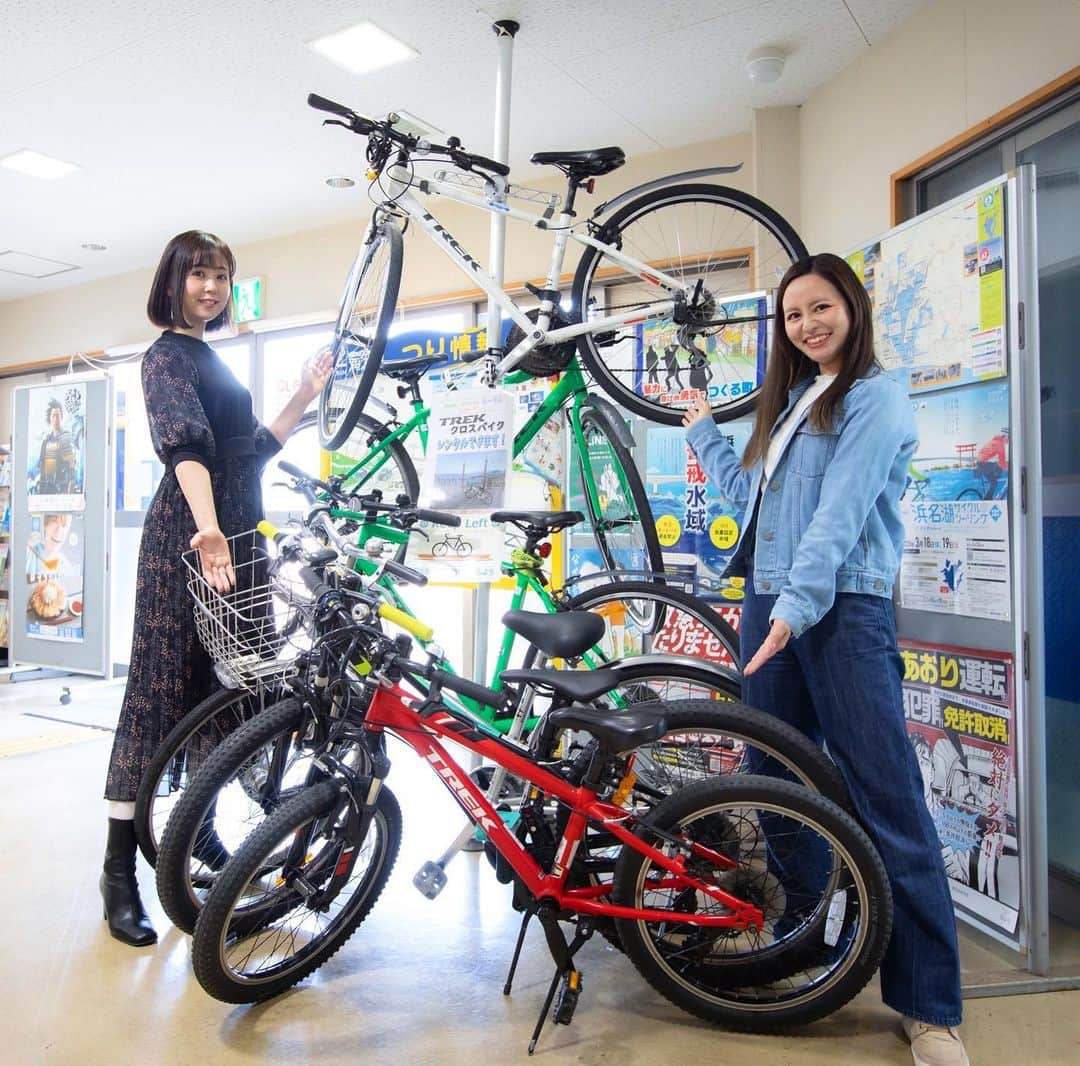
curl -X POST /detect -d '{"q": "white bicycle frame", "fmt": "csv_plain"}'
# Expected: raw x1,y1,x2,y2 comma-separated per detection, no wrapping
375,162,697,377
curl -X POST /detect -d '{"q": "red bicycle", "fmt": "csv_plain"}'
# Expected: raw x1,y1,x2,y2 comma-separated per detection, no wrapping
190,569,891,1050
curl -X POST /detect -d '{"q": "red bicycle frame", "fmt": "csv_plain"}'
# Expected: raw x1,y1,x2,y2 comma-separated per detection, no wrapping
364,681,764,931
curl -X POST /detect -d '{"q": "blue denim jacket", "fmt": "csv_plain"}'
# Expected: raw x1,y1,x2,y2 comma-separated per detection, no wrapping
685,372,916,638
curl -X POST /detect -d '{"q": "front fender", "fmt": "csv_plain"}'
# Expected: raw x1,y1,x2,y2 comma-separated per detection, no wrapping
581,394,635,450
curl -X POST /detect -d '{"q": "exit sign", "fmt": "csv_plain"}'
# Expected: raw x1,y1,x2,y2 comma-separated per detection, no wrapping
233,276,264,323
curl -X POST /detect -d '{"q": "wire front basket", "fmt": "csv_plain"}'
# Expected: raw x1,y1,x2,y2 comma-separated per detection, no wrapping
183,528,313,691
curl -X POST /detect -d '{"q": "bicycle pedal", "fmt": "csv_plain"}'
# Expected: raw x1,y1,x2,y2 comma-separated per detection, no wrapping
552,969,582,1026
413,860,448,899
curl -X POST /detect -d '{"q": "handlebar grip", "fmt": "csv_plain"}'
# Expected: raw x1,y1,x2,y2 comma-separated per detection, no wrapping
439,672,506,710
413,508,462,527
382,560,428,587
377,602,434,642
468,152,510,177
277,460,334,495
297,566,334,600
257,519,279,540
307,93,353,118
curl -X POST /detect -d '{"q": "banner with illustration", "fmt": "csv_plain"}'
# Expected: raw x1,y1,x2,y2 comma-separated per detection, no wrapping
900,640,1019,934
634,295,767,410
414,389,515,582
25,383,86,512
25,511,85,643
847,181,1007,393
899,381,1011,620
644,423,753,601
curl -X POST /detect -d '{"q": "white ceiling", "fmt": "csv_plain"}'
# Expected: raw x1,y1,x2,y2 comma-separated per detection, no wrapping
0,0,927,303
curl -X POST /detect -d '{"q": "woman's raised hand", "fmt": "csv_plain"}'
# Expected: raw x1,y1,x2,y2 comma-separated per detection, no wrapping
681,395,713,428
190,527,235,593
300,346,334,403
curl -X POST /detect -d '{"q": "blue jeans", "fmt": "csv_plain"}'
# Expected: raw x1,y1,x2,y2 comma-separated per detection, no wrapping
741,577,963,1026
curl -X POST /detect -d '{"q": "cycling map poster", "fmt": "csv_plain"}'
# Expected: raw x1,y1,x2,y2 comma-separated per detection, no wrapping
847,181,1007,393
900,640,1019,934
24,383,86,512
644,423,752,600
899,381,1011,621
632,295,767,410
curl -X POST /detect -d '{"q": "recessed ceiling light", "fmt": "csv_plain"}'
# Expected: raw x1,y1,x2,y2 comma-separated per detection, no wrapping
81,242,108,252
308,21,418,76
325,176,356,188
0,149,80,180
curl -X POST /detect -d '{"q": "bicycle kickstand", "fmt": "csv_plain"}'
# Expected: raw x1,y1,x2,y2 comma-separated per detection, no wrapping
503,905,535,996
526,904,593,1055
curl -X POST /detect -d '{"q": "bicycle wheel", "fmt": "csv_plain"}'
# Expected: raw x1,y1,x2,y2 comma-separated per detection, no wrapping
192,778,401,1003
562,580,740,671
134,683,284,867
956,488,982,500
319,220,403,450
432,540,448,558
613,775,891,1030
457,540,473,557
573,184,806,425
576,401,663,579
155,698,316,934
290,410,419,502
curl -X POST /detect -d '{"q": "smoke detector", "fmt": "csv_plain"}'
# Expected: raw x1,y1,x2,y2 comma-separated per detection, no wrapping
746,46,786,84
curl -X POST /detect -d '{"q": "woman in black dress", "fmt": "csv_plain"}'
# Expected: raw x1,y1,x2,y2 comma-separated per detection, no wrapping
101,231,331,945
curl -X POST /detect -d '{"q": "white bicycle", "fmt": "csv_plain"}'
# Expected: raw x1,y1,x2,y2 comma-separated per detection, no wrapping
308,92,807,449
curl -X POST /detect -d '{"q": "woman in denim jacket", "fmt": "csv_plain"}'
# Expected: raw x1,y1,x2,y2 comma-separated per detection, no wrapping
684,253,967,1066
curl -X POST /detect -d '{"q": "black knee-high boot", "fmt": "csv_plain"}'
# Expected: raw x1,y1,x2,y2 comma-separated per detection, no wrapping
101,818,157,946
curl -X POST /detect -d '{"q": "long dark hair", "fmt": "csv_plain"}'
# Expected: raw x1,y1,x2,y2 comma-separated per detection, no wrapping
741,252,879,470
146,230,236,331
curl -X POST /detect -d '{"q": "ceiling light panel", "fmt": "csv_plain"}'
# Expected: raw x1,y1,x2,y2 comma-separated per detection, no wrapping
0,149,80,180
0,250,80,278
308,21,418,76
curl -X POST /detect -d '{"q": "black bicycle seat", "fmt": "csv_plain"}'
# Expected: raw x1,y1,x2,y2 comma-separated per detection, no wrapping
380,355,446,382
544,703,668,754
502,609,604,659
490,510,584,534
499,666,621,703
530,147,626,178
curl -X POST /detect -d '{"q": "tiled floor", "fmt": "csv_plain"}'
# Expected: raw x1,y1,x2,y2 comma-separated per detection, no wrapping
2,674,1079,1065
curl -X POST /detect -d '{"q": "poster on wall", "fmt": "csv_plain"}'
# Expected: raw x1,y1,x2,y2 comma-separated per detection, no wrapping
900,640,1019,934
847,181,1007,392
413,388,515,582
24,511,85,643
899,381,1011,620
645,423,753,601
634,295,767,410
25,383,86,511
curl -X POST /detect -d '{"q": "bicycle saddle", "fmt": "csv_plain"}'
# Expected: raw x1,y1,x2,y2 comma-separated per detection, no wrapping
490,510,584,534
544,703,668,755
380,355,446,382
530,147,626,178
502,609,605,659
499,666,622,703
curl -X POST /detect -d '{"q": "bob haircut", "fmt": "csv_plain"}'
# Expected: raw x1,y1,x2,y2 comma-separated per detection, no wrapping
146,230,236,332
741,252,879,470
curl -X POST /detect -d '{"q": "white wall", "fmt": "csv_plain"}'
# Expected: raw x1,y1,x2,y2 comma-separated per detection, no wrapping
0,132,751,369
798,0,1080,253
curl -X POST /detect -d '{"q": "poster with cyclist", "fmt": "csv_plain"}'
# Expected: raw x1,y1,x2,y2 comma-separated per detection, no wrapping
900,640,1019,934
899,380,1011,620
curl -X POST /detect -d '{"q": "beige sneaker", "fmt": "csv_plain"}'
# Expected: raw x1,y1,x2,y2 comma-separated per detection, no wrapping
902,1017,970,1066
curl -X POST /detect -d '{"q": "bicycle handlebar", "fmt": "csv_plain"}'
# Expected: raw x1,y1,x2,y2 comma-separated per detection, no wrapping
307,92,510,178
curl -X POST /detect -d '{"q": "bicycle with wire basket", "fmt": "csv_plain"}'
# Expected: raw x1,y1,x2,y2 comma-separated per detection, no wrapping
307,90,808,572
187,557,892,1049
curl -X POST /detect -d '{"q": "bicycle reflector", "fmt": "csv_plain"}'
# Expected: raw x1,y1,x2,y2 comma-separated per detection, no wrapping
538,542,552,558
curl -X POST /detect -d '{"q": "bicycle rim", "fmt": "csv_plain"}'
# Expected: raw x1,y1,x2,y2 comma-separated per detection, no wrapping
577,405,663,579
613,777,890,1026
564,581,740,671
197,782,400,994
573,185,806,425
319,221,403,449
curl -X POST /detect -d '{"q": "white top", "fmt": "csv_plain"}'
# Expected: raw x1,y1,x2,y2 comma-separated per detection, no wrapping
762,374,837,482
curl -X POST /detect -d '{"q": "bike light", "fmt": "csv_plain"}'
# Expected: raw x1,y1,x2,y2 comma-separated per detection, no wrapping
538,542,551,558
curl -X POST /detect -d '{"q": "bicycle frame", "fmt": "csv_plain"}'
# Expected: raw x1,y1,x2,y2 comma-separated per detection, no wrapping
362,679,763,930
379,163,695,377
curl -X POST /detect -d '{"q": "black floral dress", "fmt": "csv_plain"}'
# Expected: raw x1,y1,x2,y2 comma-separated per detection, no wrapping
104,332,281,801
